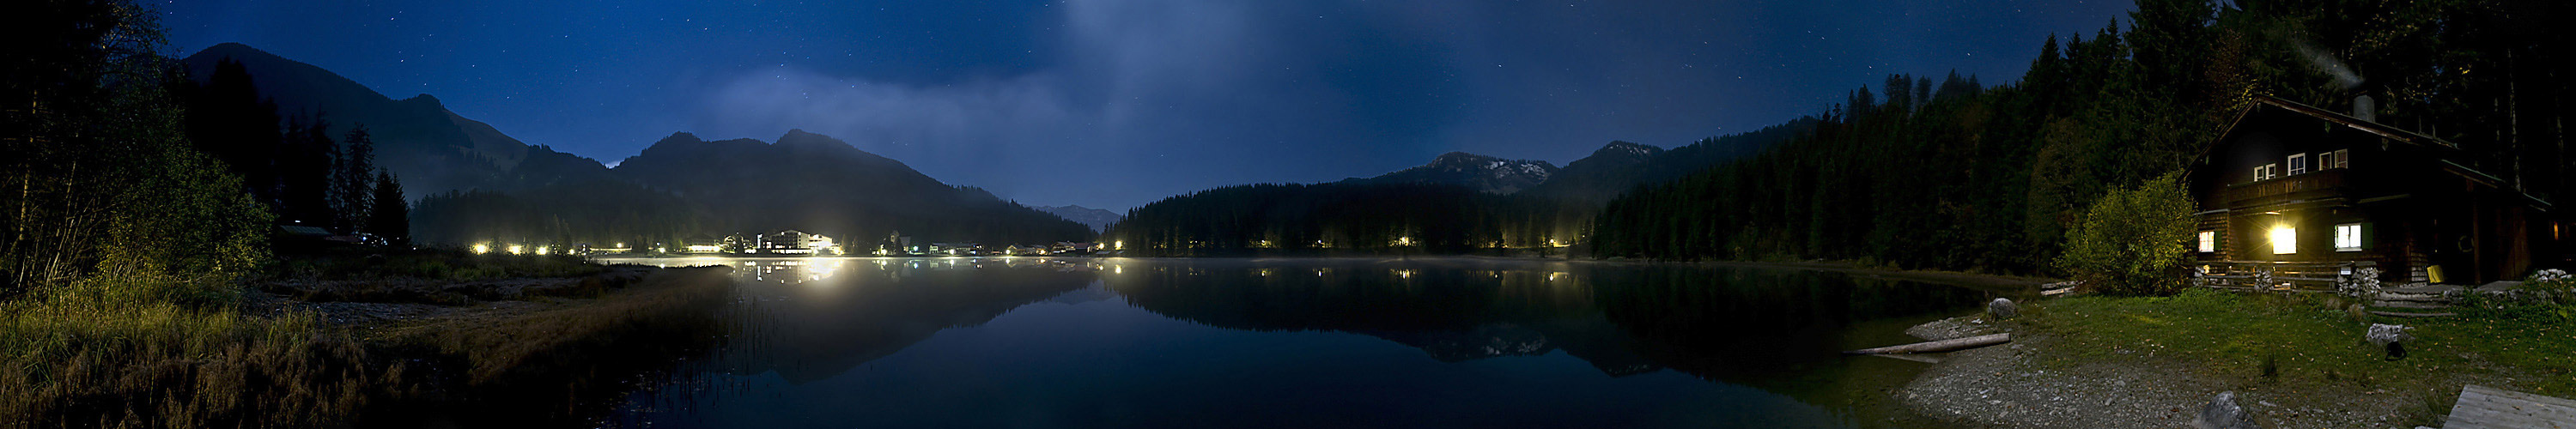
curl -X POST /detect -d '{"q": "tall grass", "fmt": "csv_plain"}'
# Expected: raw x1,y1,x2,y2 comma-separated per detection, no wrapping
0,274,390,429
3,263,734,428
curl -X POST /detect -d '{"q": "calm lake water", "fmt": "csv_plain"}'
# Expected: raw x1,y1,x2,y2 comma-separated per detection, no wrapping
585,257,2012,428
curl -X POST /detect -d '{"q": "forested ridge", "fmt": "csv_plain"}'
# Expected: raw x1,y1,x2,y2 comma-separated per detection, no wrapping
1103,120,1808,255
1593,0,2570,274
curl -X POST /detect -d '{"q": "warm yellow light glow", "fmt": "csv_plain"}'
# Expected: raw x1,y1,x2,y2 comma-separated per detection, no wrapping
1394,236,1414,246
507,245,525,255
472,244,490,255
1114,240,1125,250
2269,226,2297,255
535,246,550,256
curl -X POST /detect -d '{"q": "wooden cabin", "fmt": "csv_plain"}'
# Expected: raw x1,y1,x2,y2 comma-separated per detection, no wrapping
2186,95,2566,286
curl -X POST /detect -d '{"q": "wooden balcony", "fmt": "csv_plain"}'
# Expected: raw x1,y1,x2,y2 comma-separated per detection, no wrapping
2221,169,2347,208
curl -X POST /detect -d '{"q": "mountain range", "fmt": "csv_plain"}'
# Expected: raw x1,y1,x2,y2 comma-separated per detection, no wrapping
1336,118,1811,204
185,43,1088,246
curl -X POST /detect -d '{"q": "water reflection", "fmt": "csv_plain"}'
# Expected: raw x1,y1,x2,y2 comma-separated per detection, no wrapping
591,257,2005,428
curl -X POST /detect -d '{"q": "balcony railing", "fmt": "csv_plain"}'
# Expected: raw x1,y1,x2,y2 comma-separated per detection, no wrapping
2221,169,2347,206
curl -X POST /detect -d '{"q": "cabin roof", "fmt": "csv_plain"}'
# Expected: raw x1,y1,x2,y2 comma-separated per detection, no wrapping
2196,94,2549,210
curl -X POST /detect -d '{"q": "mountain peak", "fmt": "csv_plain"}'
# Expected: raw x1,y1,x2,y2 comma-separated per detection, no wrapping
1593,141,1664,158
1342,151,1558,194
775,129,849,148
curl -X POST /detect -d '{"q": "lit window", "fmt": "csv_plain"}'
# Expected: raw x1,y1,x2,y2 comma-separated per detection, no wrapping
2253,164,2279,181
2269,226,2297,255
2329,149,2348,169
2287,154,2308,175
2197,231,2216,253
2335,223,2362,251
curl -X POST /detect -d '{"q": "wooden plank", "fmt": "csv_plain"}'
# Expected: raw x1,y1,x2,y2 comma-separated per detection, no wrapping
2369,311,2455,317
2447,385,2576,429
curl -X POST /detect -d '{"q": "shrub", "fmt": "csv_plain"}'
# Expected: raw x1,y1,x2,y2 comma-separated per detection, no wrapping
2055,172,2197,296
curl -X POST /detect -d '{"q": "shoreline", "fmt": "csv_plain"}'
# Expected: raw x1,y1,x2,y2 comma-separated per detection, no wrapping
595,253,2060,290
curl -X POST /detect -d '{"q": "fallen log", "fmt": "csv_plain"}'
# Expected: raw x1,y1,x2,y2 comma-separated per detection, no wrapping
1844,333,2010,354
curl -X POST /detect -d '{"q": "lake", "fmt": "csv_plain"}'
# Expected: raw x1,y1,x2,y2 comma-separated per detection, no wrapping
584,257,2014,428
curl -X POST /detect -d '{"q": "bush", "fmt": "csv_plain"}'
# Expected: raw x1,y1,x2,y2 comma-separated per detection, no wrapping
2056,172,2197,295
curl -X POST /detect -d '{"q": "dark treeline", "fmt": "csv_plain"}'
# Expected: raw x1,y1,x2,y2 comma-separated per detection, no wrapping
409,180,710,251
3,1,274,294
1105,183,1581,255
1103,121,1815,256
1595,0,2573,274
183,57,410,243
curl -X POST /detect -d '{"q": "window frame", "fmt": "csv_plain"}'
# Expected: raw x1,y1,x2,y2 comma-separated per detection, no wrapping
2270,226,2298,255
2334,223,2363,251
2287,153,2308,176
2329,148,2348,169
2197,231,2216,253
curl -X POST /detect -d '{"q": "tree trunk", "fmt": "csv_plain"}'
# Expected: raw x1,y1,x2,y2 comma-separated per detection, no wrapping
1844,333,2011,354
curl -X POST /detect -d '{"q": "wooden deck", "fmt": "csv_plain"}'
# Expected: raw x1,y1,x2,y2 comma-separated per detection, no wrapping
2445,384,2576,429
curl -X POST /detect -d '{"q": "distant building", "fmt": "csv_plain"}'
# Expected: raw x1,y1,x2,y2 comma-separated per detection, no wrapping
1005,245,1048,256
755,230,839,255
2186,95,2568,285
682,233,726,253
930,242,980,256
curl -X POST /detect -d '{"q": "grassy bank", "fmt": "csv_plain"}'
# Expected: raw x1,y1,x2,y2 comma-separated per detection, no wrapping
1,275,382,429
0,255,734,429
2020,289,2576,425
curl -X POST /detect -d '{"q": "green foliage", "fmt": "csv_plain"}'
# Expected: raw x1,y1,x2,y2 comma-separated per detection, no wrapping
2056,173,2196,296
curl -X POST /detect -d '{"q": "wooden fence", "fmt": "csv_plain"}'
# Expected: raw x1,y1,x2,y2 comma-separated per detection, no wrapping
2190,260,2382,296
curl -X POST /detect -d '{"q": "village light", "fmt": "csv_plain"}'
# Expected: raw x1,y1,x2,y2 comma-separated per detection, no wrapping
536,246,550,256
472,244,489,255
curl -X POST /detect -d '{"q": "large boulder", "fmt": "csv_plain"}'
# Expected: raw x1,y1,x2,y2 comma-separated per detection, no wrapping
1987,298,2019,319
2368,323,2415,359
2192,391,2263,429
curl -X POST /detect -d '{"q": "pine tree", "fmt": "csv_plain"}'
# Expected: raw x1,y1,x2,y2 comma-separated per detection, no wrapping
368,171,409,245
334,124,374,231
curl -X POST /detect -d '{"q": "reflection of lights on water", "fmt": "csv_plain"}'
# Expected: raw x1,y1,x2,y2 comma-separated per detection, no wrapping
1395,269,1414,279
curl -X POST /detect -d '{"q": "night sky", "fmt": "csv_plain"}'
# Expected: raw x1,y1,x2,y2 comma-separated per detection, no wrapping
160,0,2137,209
